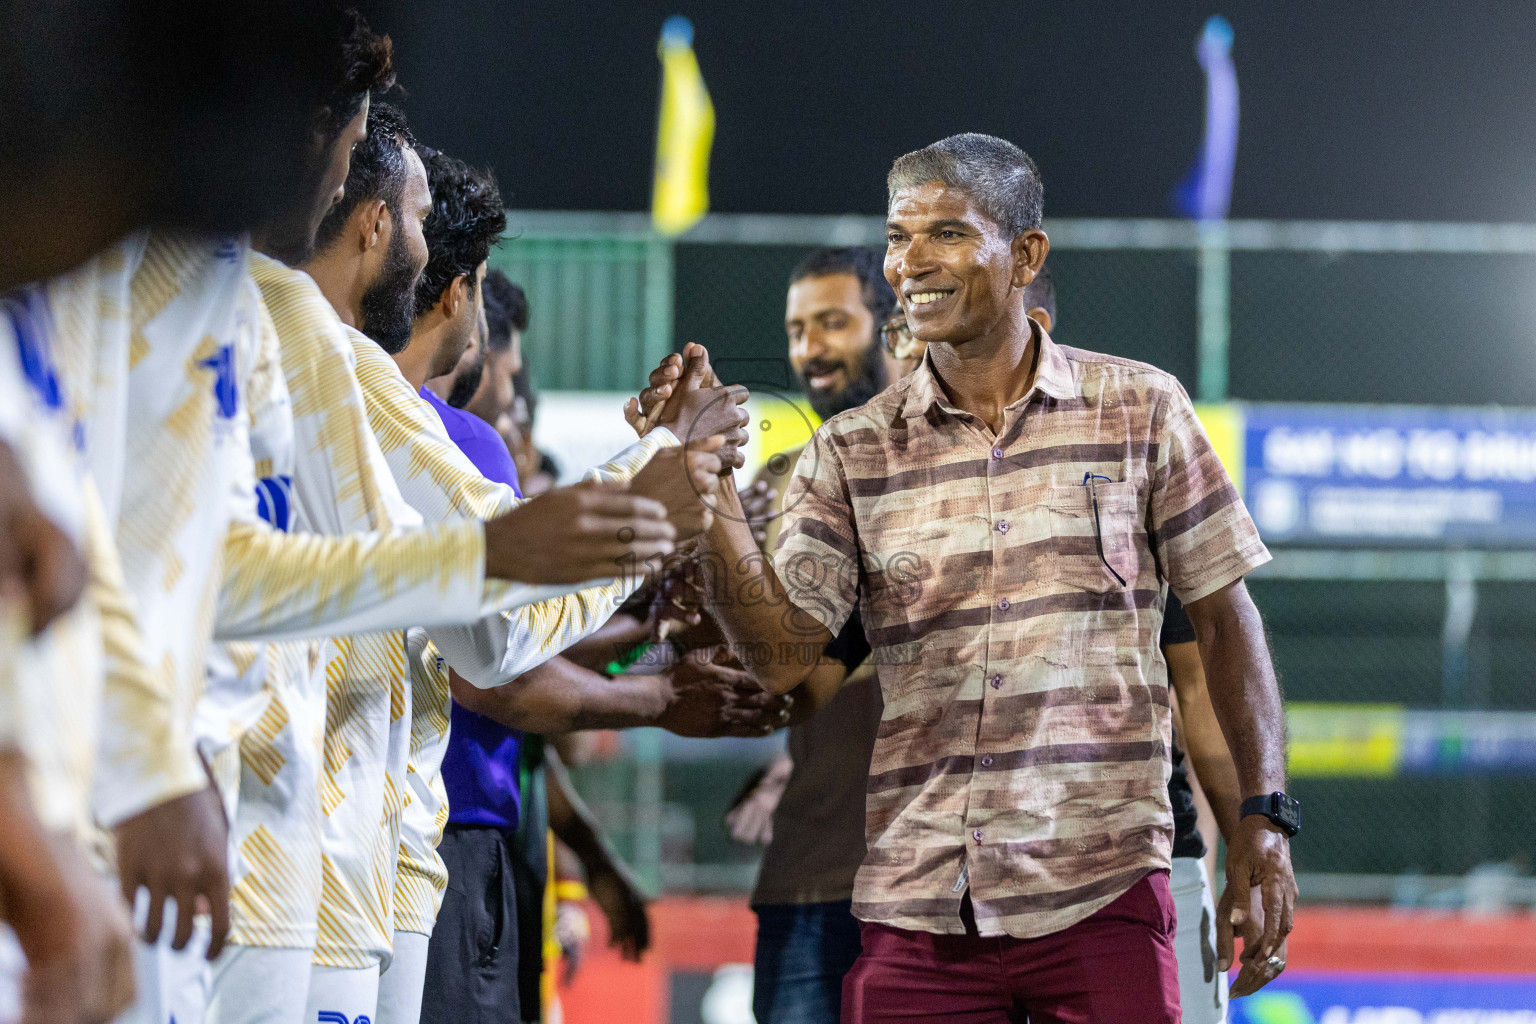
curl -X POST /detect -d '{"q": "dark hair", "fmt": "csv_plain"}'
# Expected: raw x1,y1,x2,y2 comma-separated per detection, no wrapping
0,1,389,266
482,270,528,353
318,7,395,144
788,246,897,327
414,150,507,316
313,100,416,252
888,133,1044,237
1022,264,1056,326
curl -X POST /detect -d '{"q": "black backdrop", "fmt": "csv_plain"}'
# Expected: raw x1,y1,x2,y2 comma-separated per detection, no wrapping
379,1,1536,221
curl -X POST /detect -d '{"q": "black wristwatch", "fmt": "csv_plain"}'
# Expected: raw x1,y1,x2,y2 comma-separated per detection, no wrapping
1240,791,1301,837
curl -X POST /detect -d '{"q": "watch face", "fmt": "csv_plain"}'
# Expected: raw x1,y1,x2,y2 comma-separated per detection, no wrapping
1275,793,1301,832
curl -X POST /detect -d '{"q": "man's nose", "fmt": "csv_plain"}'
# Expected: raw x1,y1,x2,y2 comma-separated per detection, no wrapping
899,235,938,279
791,329,825,363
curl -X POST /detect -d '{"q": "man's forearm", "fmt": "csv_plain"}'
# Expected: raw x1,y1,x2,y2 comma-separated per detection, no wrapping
450,656,669,734
1188,581,1287,800
701,483,830,694
1167,643,1245,841
562,614,651,674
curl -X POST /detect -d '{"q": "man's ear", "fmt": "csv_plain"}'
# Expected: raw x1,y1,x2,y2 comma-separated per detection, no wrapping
1011,228,1050,290
442,275,469,319
359,199,390,253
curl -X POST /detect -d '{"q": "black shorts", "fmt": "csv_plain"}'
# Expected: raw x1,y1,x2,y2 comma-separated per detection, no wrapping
421,824,522,1024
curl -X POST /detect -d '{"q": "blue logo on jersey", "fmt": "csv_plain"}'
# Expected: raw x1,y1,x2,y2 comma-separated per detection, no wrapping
2,288,62,411
197,343,238,420
213,238,243,264
255,475,293,531
318,1014,370,1024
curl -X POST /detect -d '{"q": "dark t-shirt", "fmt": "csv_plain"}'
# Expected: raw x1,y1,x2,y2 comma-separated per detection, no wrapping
1161,593,1206,860
823,611,871,673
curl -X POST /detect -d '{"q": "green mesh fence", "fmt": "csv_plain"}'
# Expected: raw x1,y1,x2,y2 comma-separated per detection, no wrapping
499,214,1536,899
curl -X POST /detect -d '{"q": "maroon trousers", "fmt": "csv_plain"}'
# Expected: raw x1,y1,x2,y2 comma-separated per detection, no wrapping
841,871,1181,1024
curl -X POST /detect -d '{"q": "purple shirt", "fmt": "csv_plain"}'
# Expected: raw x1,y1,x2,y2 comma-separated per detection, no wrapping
420,387,525,829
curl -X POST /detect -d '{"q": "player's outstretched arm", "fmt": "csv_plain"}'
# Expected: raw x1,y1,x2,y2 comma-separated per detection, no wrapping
448,650,787,737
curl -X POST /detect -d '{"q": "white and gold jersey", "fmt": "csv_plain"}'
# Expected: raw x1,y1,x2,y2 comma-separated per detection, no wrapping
348,331,671,936
240,256,454,968
45,232,250,828
229,256,613,963
0,293,100,841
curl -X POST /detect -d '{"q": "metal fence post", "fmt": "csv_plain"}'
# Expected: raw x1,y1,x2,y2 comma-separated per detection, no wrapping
1441,551,1477,709
1197,219,1231,402
631,727,664,894
643,235,676,368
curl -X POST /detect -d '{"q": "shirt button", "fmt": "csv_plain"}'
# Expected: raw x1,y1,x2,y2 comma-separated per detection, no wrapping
996,520,1009,533
997,598,1010,611
980,755,994,767
990,674,1003,688
973,829,984,844
991,448,1004,460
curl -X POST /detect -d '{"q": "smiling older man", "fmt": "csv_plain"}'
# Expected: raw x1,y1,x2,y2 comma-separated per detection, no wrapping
661,133,1299,1023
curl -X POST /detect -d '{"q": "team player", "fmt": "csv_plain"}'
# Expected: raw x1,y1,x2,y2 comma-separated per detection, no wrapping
0,306,135,1024
293,105,746,1023
26,21,676,1024
185,85,680,1024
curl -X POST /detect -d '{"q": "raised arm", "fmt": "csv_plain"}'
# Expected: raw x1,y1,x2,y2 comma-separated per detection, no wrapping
700,481,832,694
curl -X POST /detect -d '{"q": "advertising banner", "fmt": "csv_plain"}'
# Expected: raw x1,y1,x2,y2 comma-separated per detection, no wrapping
1232,972,1536,1023
1242,403,1536,545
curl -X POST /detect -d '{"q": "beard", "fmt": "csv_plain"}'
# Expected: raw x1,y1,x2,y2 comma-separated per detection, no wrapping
799,345,889,421
446,349,486,410
359,227,419,355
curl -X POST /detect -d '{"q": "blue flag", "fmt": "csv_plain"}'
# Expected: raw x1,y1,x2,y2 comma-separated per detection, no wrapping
1172,16,1238,220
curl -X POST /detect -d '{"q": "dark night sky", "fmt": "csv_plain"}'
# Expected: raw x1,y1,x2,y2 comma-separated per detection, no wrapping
378,1,1536,222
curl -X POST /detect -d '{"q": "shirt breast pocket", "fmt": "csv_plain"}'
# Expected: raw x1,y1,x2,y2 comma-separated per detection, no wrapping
1045,480,1139,593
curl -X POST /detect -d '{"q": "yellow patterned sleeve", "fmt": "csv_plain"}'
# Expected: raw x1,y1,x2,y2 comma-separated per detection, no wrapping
86,477,209,827
215,514,487,642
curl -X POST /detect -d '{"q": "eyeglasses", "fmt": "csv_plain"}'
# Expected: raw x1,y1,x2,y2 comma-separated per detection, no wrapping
879,315,922,360
1081,472,1127,588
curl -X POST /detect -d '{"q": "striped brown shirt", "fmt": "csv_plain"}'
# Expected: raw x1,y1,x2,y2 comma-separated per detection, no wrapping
772,324,1269,939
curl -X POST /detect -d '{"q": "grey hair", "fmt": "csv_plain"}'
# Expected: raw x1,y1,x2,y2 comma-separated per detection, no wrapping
887,133,1044,237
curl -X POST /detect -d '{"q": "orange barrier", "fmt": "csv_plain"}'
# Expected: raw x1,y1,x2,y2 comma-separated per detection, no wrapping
558,897,1536,1023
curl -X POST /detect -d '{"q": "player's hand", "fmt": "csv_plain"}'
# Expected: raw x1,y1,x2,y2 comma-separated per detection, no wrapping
112,783,231,960
1230,937,1288,998
629,439,724,544
626,344,749,470
1217,816,1297,984
0,441,87,636
724,756,791,847
484,481,676,584
588,866,650,963
11,836,135,1024
645,558,703,641
555,899,592,983
654,651,792,738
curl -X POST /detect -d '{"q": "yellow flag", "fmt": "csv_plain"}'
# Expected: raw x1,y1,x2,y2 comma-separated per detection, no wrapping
651,16,714,236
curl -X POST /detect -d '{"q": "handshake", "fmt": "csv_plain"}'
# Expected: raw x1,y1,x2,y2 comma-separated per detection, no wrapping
482,343,748,586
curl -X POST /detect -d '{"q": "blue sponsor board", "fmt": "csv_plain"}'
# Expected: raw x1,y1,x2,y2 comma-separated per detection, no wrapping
1232,972,1536,1023
1243,404,1536,545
